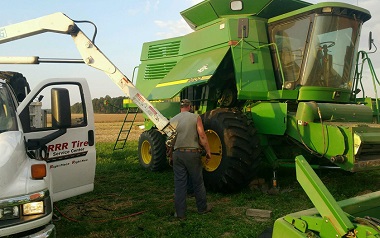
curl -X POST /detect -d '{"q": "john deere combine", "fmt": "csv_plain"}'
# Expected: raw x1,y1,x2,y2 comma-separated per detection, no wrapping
130,0,380,193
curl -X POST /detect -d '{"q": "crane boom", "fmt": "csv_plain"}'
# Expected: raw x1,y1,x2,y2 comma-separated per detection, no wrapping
0,12,176,137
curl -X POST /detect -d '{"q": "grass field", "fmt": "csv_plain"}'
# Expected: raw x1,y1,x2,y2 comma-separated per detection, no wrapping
54,114,380,237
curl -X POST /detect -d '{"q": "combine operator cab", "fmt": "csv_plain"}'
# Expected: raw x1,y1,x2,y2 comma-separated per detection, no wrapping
269,4,369,101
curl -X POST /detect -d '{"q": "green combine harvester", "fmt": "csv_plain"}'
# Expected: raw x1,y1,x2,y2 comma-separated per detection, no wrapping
129,0,380,191
120,0,380,236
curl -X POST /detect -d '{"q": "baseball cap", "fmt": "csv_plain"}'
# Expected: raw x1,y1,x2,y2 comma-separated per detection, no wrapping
180,99,192,107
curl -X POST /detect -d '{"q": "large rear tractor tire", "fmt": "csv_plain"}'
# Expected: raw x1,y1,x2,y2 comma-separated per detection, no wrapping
201,108,261,192
138,129,167,171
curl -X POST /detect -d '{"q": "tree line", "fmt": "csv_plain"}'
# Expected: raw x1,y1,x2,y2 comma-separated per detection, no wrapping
71,96,128,114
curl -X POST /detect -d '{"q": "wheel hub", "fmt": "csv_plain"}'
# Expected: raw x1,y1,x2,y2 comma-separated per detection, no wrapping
202,129,222,172
141,140,152,165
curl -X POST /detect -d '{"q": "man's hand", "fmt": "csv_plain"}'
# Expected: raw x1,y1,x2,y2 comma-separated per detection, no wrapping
166,144,174,167
205,152,211,164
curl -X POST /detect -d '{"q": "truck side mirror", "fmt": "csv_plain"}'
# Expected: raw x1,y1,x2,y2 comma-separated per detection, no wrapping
51,88,71,128
26,88,71,150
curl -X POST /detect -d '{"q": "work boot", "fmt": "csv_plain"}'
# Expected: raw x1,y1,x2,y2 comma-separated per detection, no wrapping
174,212,186,220
198,204,212,215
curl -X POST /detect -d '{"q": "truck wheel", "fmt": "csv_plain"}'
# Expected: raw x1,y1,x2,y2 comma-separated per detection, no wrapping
138,129,167,171
0,71,30,102
201,108,261,192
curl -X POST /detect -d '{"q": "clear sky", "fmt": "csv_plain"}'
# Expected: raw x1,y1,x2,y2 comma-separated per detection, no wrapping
0,0,379,100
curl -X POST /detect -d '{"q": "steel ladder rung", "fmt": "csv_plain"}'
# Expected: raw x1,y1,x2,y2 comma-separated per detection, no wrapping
113,108,139,151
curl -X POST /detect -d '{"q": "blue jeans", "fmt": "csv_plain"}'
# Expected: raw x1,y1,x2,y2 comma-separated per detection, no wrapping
173,150,207,217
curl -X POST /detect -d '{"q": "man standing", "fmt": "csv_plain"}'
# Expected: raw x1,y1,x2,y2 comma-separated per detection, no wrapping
170,99,212,219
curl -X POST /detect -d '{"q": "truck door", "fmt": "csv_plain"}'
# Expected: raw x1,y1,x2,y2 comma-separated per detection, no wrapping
18,78,96,202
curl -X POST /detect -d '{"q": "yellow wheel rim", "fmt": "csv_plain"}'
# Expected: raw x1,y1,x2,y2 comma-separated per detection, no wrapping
202,129,222,172
141,140,152,165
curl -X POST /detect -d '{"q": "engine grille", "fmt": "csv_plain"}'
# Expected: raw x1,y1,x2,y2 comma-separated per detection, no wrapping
147,41,181,59
144,61,177,80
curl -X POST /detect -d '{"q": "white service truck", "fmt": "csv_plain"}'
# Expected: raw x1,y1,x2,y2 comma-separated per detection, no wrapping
0,72,96,237
0,13,175,237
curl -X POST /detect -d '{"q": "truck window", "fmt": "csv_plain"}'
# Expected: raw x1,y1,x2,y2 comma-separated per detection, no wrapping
28,83,87,131
0,82,17,132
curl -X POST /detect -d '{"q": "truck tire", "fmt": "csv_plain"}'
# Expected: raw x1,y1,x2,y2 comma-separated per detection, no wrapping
201,108,261,192
138,129,167,171
0,71,30,102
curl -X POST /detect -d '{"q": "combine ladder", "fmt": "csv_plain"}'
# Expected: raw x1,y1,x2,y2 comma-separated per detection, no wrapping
113,107,140,151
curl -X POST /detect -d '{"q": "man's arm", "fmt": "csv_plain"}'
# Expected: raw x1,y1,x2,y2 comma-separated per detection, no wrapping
196,116,211,159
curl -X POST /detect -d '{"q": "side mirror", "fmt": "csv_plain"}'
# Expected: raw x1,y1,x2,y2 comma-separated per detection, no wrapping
369,31,373,51
51,88,71,128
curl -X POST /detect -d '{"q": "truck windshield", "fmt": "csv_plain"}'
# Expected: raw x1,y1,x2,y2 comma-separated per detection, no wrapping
302,15,361,88
0,82,17,133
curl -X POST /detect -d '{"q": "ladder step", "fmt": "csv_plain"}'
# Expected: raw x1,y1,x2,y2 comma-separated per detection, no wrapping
120,129,131,132
113,107,139,151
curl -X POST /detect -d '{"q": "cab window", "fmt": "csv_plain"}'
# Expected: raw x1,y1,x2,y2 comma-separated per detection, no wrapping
270,17,310,86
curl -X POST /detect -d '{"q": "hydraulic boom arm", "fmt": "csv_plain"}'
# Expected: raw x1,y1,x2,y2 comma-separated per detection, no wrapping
0,12,176,138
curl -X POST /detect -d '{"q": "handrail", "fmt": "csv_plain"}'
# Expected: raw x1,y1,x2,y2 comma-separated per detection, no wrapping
233,40,286,90
354,51,380,122
257,43,285,89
